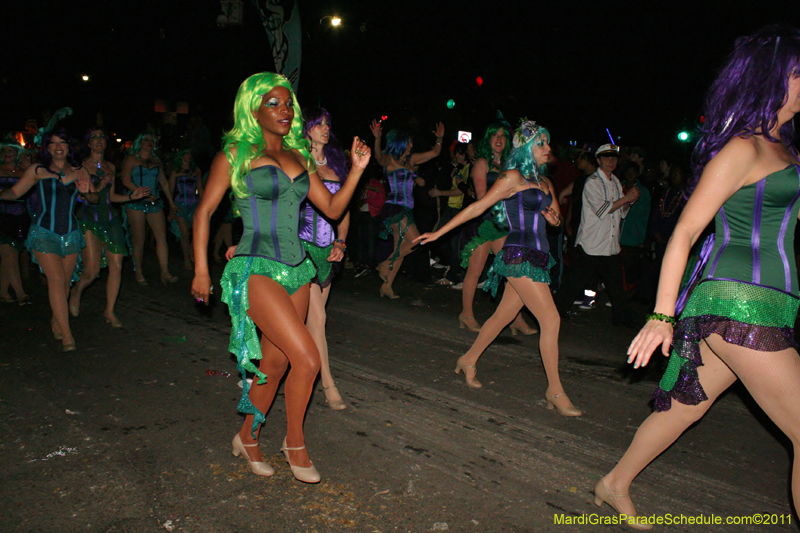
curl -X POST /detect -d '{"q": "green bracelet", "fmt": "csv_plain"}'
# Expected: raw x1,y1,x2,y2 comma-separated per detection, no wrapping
646,312,676,326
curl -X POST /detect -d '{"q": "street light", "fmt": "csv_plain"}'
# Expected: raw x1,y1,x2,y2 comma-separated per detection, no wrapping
320,15,342,27
81,75,89,82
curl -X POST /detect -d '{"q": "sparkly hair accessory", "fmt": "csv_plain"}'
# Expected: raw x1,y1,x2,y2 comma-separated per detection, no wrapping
512,118,543,148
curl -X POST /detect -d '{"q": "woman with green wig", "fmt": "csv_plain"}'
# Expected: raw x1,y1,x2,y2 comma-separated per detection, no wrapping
191,72,371,483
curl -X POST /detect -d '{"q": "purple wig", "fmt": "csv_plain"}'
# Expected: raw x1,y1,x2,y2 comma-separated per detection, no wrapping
302,107,349,181
691,25,800,190
39,127,80,169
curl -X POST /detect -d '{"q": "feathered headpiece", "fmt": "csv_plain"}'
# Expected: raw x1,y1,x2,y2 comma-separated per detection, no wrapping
34,107,73,146
512,118,544,148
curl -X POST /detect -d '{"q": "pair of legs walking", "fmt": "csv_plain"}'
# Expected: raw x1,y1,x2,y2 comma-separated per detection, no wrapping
0,243,27,302
126,208,174,284
378,216,419,298
36,250,78,350
306,282,345,409
237,277,320,471
70,231,123,327
457,276,574,412
601,335,800,519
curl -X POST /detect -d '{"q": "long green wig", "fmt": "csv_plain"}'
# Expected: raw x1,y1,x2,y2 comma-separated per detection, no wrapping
223,72,310,198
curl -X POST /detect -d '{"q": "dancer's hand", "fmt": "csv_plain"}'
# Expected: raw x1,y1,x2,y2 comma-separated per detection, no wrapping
328,241,345,262
75,172,92,194
627,319,673,369
131,187,150,200
224,245,237,261
432,122,445,138
350,137,371,169
191,273,213,306
541,206,562,227
414,231,439,245
99,175,113,190
369,120,382,138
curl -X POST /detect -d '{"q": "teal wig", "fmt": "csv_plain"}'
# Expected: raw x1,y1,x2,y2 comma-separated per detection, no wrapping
173,149,197,173
505,119,550,181
130,132,160,160
475,120,512,167
223,72,309,198
0,142,24,167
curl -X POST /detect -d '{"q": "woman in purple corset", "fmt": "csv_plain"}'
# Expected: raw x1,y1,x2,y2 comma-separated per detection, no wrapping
416,119,580,417
300,107,350,410
595,26,800,530
169,149,204,271
370,119,445,299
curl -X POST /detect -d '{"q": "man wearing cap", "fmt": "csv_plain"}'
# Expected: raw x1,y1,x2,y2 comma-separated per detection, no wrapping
554,144,641,327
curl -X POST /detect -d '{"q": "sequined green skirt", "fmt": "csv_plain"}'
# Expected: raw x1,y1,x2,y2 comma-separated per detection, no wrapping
220,254,316,435
460,219,507,269
80,218,128,256
302,241,341,288
653,279,800,411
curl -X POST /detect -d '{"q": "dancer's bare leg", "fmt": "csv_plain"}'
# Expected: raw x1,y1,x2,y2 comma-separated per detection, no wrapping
104,250,124,324
126,209,147,282
0,244,26,299
37,251,78,347
506,278,561,392
177,217,193,270
461,241,491,322
600,339,737,517
238,279,318,468
458,281,524,382
307,283,343,405
146,211,172,279
380,217,420,293
70,231,102,315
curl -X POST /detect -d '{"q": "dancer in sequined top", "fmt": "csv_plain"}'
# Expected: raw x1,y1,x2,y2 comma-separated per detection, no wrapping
416,119,580,417
121,132,178,286
596,26,800,530
169,149,204,271
0,142,30,304
0,128,96,351
191,72,370,484
69,127,150,328
370,119,445,298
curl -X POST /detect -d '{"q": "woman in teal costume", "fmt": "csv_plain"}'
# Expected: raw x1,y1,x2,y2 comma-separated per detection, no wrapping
0,142,31,304
168,149,204,271
416,119,580,418
0,129,97,351
69,128,151,328
369,119,444,299
191,72,370,483
121,132,178,286
458,121,538,336
596,27,800,529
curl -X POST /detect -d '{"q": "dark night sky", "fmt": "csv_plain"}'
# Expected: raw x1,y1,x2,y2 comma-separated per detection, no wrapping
3,0,799,157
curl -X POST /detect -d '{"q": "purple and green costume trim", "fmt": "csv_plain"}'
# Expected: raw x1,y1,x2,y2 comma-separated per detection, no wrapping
654,165,800,411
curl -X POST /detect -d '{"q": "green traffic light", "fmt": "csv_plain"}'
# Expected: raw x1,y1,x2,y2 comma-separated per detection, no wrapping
446,99,455,109
678,131,690,142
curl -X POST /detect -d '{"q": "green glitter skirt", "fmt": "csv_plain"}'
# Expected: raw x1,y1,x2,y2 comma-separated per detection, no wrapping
220,254,316,435
80,218,128,256
303,241,341,289
483,246,555,297
460,219,507,269
653,279,800,411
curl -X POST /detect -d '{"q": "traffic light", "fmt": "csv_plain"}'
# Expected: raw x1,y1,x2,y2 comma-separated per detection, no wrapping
446,99,455,109
678,131,690,142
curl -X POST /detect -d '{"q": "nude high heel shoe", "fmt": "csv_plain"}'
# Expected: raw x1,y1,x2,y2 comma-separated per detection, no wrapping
323,385,347,411
379,284,399,299
281,437,321,483
458,314,481,332
545,390,582,417
454,356,482,389
231,434,274,477
593,480,653,530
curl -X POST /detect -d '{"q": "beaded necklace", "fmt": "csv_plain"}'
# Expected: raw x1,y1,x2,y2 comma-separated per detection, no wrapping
659,187,684,218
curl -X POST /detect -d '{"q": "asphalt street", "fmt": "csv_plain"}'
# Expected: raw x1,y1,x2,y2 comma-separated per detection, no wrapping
1,257,797,532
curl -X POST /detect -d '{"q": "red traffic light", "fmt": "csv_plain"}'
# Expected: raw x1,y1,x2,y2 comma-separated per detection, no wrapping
476,76,483,87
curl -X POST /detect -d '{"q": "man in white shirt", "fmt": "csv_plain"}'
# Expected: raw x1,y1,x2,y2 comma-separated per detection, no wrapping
555,144,641,327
